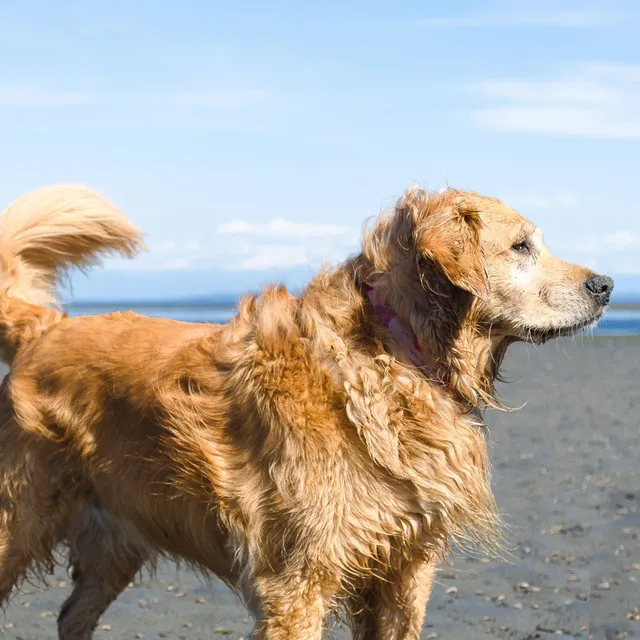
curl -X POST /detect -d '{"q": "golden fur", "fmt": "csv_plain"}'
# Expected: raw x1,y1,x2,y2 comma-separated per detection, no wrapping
0,185,611,639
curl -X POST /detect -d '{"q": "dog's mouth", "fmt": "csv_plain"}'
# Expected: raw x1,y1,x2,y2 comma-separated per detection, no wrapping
521,312,605,345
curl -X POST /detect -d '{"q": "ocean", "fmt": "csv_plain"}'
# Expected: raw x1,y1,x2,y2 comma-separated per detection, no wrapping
66,303,640,337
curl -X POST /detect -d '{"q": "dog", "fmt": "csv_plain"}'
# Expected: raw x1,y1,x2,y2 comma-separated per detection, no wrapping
0,185,612,639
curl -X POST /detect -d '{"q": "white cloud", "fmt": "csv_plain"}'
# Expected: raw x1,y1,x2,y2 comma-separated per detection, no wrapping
0,85,275,110
470,63,640,138
554,193,579,208
173,89,273,108
550,229,640,274
504,191,578,211
230,235,360,271
102,218,359,273
608,264,640,275
234,244,320,271
549,229,640,275
166,258,190,270
0,85,94,108
569,230,640,254
604,230,640,251
477,79,621,107
397,10,615,29
218,217,351,239
152,241,175,253
103,257,187,272
223,219,360,270
353,5,626,31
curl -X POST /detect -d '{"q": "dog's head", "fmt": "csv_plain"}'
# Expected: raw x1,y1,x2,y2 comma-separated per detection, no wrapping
364,187,613,347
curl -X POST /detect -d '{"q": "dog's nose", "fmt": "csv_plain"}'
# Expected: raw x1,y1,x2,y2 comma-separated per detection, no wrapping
585,274,614,305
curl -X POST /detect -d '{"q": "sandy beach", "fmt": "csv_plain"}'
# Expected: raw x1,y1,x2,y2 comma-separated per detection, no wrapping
1,336,638,640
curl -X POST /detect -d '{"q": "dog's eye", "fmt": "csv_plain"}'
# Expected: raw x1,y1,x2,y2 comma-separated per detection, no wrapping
512,240,530,254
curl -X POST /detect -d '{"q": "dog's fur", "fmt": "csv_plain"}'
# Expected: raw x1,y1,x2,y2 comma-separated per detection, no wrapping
0,185,610,639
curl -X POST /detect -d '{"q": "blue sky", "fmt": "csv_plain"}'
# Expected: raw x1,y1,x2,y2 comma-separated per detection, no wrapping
1,0,639,300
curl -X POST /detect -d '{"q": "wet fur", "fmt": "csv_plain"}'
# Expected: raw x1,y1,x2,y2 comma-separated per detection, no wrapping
0,185,605,639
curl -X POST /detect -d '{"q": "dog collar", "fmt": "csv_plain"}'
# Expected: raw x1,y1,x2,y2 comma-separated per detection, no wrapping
364,284,438,372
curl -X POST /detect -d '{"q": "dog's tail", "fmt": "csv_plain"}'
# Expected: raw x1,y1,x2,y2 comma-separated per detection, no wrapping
0,185,144,364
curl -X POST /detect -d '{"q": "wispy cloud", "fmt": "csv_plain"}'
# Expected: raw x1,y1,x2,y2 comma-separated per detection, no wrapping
552,229,640,274
469,63,640,138
0,85,94,108
564,230,640,254
218,219,359,270
218,218,352,239
105,223,360,272
173,89,274,108
104,240,205,271
167,258,190,270
151,241,176,253
352,6,625,31
504,191,579,211
232,243,328,271
399,11,613,28
104,257,193,272
0,85,275,110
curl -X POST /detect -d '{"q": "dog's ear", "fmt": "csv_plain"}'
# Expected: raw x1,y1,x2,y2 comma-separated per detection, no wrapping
410,193,489,301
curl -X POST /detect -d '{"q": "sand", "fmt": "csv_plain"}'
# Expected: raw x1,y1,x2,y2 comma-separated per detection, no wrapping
1,336,638,639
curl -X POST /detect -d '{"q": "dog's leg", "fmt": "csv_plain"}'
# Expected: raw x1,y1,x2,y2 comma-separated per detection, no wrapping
251,570,339,640
0,509,62,603
57,506,149,640
347,582,378,640
349,560,436,640
0,439,73,604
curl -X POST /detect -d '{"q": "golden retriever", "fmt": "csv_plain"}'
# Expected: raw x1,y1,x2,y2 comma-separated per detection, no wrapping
0,185,612,639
